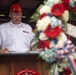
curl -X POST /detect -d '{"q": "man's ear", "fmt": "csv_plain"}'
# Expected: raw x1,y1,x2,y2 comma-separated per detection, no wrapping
9,13,11,18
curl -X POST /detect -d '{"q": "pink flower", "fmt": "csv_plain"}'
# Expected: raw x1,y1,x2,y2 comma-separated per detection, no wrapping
51,3,65,16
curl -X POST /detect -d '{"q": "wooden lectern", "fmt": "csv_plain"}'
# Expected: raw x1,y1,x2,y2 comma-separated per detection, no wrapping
0,53,49,75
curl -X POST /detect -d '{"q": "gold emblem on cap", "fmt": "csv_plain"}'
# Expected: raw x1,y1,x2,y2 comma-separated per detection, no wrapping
18,8,21,11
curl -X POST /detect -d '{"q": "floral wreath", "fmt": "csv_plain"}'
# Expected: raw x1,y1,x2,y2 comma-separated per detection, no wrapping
31,0,76,75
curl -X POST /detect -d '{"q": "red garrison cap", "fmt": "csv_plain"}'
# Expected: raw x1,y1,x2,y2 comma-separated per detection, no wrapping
10,4,22,13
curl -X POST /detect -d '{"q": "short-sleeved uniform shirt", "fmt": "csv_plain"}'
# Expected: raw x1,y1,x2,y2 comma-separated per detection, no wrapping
0,21,34,53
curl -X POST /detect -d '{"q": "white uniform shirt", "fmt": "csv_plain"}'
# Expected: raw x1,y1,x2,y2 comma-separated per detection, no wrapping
0,21,34,53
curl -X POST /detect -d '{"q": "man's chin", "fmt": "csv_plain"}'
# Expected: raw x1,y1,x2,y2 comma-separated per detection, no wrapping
14,21,21,24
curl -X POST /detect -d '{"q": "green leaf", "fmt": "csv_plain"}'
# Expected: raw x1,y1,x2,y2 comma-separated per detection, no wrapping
43,0,48,4
49,63,57,75
42,64,51,70
37,55,41,59
29,0,48,22
58,67,63,72
36,4,44,12
29,12,40,22
32,42,39,49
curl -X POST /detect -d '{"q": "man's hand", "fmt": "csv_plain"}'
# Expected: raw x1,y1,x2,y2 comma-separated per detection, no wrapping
3,48,10,53
0,48,10,53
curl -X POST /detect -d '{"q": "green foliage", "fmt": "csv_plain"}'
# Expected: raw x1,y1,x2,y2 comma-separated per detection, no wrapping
31,27,40,48
43,0,48,4
29,0,48,22
49,63,57,75
29,4,43,22
43,64,51,70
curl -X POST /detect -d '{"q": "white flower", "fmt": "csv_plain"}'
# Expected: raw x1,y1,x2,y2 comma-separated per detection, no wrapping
56,32,67,48
46,0,60,7
70,0,75,7
39,5,50,15
62,10,69,23
36,16,50,31
39,32,48,40
74,0,76,2
40,51,45,57
55,0,61,3
50,16,62,28
57,32,67,42
56,40,64,48
49,41,55,48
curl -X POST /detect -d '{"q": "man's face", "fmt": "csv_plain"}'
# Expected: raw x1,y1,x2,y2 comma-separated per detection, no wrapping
9,12,22,24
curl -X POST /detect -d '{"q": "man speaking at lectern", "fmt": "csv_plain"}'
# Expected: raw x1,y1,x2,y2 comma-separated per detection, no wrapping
0,4,34,53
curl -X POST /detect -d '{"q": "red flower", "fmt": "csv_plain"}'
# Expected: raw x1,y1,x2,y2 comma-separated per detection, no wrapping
51,3,65,16
63,67,71,75
74,59,76,62
38,40,50,49
73,7,76,13
44,25,61,38
39,13,47,20
62,0,72,10
62,0,70,5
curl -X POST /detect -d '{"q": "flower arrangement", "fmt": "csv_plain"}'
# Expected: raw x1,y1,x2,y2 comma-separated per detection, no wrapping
31,0,76,75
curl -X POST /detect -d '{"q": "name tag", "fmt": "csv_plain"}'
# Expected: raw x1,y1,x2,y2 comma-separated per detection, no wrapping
23,31,29,36
23,31,29,33
66,23,76,38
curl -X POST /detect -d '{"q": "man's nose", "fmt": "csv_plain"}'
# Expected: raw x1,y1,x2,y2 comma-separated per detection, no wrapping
15,15,19,18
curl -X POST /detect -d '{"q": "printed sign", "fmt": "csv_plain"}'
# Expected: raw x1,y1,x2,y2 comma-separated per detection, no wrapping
15,69,40,75
66,23,76,38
